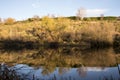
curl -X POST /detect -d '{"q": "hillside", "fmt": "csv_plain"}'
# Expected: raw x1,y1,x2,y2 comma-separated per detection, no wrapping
0,16,120,48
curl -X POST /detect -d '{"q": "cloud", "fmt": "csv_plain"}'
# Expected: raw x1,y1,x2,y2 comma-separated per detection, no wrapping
87,9,108,15
32,1,40,8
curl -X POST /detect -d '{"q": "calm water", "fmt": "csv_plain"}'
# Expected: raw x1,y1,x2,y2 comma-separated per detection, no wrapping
9,64,120,80
0,47,120,80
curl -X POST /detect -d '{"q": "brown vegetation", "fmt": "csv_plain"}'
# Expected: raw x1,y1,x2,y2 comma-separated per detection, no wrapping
4,18,15,25
0,16,120,48
0,47,119,67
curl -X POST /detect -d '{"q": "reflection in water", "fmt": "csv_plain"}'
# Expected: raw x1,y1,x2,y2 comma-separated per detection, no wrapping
77,66,87,77
4,64,119,80
0,47,120,79
0,47,119,67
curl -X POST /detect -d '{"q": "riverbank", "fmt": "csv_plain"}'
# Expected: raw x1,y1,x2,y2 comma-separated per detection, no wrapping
0,33,120,50
0,17,120,49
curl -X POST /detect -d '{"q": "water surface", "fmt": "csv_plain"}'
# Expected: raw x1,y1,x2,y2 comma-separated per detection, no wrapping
0,47,120,80
10,64,120,80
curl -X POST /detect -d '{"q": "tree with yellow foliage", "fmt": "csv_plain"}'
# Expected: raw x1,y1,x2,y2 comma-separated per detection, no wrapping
4,17,15,24
41,16,56,31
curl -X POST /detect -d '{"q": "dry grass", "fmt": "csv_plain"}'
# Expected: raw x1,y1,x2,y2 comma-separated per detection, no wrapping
0,17,120,47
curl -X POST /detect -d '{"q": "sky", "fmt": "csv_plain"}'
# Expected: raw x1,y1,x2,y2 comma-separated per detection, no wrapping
0,0,120,20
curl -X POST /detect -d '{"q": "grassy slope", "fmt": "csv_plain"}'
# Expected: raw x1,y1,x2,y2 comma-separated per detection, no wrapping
0,16,120,48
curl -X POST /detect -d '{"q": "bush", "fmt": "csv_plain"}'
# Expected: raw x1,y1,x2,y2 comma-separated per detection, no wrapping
41,16,55,31
4,18,15,25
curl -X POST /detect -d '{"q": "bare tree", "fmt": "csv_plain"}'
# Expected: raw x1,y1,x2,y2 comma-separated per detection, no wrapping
51,14,56,18
33,15,39,20
100,14,104,20
76,7,86,20
0,18,2,23
117,16,120,20
33,15,39,18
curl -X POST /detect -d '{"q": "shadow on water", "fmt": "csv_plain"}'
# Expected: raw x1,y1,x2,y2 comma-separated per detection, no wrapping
0,39,39,51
